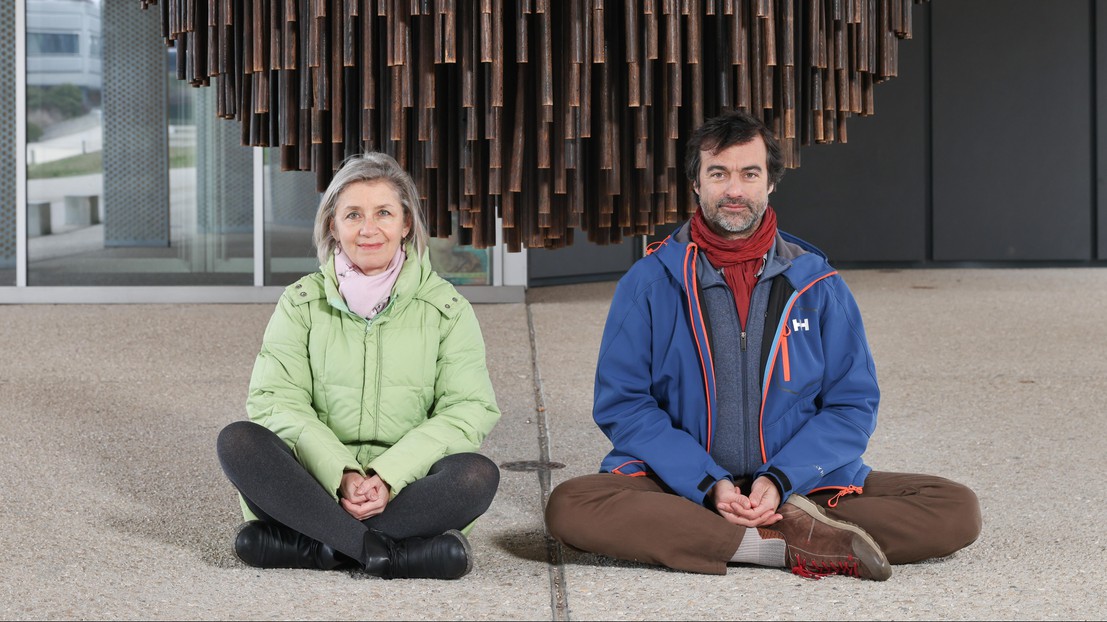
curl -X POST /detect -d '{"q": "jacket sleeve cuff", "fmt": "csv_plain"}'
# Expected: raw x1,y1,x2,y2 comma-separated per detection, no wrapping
759,466,792,501
689,464,734,505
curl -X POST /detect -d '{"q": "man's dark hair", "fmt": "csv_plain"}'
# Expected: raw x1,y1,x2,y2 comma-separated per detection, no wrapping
684,109,785,188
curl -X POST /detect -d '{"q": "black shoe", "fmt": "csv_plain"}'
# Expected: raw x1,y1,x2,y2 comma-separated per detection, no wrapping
234,521,353,570
360,529,472,580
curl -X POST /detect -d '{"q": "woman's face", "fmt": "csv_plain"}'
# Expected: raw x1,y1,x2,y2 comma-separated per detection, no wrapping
331,180,410,276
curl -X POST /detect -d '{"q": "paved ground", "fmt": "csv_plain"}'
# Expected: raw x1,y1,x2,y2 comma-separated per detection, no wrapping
2,268,1105,620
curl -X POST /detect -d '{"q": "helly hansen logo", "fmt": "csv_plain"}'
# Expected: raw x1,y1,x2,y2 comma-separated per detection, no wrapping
791,318,810,332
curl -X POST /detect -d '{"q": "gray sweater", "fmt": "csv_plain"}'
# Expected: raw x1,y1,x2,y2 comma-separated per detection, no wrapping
681,225,792,483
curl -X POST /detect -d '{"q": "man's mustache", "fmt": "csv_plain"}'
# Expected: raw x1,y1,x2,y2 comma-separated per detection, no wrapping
717,198,752,208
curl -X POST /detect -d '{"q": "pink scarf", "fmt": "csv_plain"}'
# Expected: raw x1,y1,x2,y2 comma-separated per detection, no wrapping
334,246,406,319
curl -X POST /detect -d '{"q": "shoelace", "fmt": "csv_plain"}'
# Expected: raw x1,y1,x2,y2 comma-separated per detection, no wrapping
790,554,861,580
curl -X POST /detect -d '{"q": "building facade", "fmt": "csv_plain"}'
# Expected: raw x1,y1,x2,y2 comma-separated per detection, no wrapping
3,0,526,303
4,1,1107,305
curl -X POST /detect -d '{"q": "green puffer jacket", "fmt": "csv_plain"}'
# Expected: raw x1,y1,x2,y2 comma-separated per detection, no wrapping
241,244,501,519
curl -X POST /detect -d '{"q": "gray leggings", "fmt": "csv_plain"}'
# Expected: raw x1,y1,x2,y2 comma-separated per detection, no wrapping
216,420,499,561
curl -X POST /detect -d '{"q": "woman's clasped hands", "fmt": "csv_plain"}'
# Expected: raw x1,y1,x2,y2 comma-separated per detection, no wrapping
339,470,391,520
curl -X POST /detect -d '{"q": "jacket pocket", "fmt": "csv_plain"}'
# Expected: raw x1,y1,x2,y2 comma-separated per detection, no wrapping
761,381,819,432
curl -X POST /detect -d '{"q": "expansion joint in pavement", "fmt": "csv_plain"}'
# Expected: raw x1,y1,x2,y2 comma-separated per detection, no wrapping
527,304,571,622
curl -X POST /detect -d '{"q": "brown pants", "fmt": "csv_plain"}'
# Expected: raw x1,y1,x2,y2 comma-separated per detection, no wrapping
544,471,981,575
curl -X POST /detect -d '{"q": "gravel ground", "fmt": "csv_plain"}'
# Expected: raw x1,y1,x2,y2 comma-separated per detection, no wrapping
1,268,1104,620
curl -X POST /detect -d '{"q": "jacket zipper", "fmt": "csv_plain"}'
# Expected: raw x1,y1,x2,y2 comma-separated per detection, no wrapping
780,324,791,382
362,314,381,441
683,243,716,452
375,323,383,440
758,270,838,463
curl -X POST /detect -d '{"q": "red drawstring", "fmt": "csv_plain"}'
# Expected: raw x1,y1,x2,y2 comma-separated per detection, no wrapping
827,485,864,508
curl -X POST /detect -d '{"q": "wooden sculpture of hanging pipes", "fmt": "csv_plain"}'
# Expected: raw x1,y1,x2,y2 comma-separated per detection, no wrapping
140,0,928,250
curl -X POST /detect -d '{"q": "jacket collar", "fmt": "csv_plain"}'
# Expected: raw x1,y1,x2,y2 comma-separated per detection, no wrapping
322,242,428,318
654,219,832,292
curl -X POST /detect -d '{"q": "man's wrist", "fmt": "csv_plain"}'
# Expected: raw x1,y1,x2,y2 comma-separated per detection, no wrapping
760,471,786,499
707,477,733,500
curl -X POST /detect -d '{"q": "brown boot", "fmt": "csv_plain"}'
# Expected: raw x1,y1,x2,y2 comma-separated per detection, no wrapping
766,495,892,581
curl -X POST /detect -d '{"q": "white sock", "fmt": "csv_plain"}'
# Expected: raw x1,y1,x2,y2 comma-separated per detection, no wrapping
729,528,786,567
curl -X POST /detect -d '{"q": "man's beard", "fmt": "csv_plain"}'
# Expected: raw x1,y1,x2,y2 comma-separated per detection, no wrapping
703,197,765,237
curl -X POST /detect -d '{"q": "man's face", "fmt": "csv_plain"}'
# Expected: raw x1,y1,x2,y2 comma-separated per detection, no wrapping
693,137,774,240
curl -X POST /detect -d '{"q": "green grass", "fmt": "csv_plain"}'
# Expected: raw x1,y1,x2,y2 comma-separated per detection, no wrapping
28,148,197,179
169,148,196,169
28,151,102,179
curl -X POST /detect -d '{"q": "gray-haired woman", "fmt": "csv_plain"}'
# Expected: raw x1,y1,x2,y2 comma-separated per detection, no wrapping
216,152,501,579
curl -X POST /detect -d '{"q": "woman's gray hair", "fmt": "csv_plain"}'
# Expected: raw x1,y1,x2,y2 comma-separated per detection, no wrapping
312,152,430,266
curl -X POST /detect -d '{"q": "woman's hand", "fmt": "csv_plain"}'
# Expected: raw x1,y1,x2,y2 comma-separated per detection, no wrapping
339,471,391,520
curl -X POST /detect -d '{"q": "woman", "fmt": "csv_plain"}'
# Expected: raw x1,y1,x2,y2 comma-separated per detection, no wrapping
216,152,501,580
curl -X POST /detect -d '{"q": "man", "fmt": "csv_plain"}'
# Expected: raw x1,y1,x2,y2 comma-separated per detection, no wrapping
544,110,980,580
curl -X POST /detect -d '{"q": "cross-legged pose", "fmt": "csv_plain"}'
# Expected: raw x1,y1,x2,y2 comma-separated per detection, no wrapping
218,152,501,580
545,110,980,580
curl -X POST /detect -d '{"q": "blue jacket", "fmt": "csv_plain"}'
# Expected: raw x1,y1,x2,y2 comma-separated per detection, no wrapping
593,226,879,506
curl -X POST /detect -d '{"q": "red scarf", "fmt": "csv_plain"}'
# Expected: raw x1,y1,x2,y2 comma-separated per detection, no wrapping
689,206,778,329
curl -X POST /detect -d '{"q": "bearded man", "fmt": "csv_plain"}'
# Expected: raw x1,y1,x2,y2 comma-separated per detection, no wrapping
544,110,981,581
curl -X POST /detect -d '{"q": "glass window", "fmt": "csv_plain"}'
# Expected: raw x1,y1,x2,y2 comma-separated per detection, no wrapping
18,0,492,292
263,150,491,287
26,0,252,286
427,231,491,286
263,151,319,285
27,32,80,56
